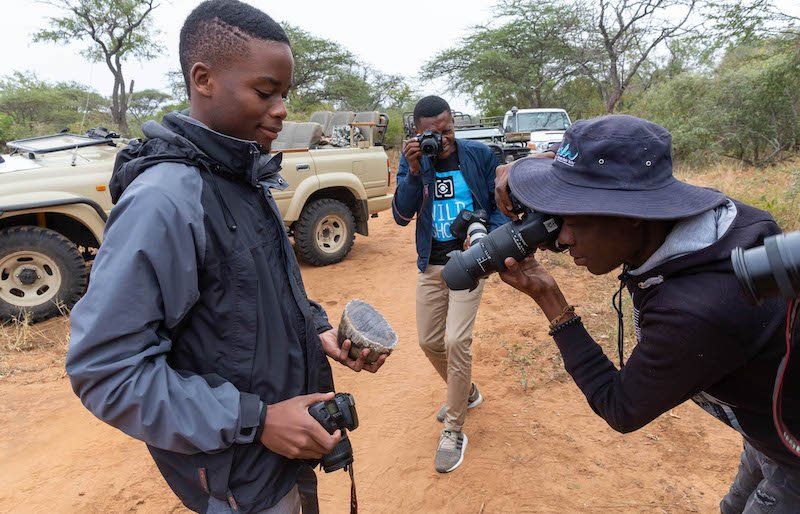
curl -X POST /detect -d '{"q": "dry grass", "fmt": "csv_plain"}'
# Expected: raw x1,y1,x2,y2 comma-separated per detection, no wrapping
500,338,567,390
677,157,800,230
0,303,71,380
0,302,71,353
0,311,36,352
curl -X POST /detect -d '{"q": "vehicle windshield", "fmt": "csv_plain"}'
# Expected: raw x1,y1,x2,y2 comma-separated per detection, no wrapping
506,112,570,132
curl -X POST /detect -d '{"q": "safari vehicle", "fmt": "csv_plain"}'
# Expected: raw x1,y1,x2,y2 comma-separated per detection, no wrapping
0,113,392,322
502,107,572,154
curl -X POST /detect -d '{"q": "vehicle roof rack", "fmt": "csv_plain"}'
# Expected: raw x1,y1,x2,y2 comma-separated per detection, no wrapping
7,133,113,154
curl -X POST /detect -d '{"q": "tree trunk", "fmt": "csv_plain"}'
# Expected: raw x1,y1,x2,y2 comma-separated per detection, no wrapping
110,75,130,136
605,88,622,113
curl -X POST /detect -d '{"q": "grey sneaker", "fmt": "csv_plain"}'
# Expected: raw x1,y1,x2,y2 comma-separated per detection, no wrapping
436,383,483,422
435,429,468,473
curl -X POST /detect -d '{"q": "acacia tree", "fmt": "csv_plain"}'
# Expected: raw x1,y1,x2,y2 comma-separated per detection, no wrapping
422,0,587,115
34,0,162,135
0,71,106,132
128,88,171,124
581,0,700,113
283,24,413,113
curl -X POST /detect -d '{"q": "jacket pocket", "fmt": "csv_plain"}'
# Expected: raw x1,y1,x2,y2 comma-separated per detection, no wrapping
148,445,237,511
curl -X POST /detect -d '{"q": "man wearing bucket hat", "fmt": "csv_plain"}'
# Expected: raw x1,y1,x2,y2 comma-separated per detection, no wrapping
496,115,800,512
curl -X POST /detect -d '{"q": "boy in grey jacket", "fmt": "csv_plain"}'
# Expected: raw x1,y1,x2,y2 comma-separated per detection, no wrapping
66,2,385,513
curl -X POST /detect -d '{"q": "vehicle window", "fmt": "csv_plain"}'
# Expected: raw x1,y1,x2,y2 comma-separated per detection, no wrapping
507,112,570,132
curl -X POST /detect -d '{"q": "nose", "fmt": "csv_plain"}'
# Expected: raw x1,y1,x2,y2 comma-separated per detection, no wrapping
557,223,574,248
270,97,288,120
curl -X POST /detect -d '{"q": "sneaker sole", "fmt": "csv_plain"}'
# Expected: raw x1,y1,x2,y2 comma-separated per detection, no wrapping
468,391,484,409
438,433,468,473
436,391,484,423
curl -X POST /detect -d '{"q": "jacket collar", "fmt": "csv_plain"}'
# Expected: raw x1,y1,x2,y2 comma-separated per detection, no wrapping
161,112,283,187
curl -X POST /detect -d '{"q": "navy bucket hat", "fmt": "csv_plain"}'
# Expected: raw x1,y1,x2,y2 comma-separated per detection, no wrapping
508,115,727,220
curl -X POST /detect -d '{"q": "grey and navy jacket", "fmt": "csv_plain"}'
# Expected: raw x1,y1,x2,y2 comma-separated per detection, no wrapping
66,112,335,513
552,200,800,471
392,139,508,271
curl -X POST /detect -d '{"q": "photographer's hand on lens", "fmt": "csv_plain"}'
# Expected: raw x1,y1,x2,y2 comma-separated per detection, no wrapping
499,254,570,321
494,163,518,219
318,328,387,373
259,392,343,460
402,138,422,175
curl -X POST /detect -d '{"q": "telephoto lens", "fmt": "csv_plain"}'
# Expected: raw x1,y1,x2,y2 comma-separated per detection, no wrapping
450,209,489,247
308,393,359,473
441,210,562,291
731,231,800,303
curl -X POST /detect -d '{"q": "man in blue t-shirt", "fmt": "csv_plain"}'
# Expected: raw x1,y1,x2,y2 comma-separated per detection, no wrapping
393,96,507,473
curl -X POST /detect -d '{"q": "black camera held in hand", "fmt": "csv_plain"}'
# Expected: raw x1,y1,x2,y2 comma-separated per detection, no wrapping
416,130,443,157
442,198,563,291
308,392,359,473
731,231,800,458
450,208,489,247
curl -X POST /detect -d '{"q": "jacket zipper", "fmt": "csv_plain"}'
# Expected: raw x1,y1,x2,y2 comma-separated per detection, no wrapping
255,181,311,393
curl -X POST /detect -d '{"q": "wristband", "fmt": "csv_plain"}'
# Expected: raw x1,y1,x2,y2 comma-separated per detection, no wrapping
254,401,268,442
548,305,576,330
548,315,581,336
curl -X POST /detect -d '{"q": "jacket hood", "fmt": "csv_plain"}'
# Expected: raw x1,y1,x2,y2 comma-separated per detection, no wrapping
110,112,282,203
626,199,781,289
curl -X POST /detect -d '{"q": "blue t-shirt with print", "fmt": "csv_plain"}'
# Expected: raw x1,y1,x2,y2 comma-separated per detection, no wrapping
429,149,473,264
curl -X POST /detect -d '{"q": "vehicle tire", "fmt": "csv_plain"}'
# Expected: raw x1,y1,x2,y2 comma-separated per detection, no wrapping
0,226,88,323
294,199,356,266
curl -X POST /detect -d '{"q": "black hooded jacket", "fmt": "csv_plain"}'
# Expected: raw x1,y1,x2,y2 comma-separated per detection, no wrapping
553,201,800,471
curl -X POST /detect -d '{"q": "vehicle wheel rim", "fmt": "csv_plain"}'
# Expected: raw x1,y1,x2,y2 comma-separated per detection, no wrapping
0,251,62,308
315,215,347,254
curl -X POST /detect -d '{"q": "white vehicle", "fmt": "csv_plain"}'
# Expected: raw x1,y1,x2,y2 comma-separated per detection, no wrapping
502,108,572,154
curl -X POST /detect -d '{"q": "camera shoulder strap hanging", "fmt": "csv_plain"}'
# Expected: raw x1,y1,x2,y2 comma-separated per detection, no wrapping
348,464,358,514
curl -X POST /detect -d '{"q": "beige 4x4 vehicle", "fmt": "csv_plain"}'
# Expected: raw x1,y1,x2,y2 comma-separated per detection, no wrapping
0,113,393,321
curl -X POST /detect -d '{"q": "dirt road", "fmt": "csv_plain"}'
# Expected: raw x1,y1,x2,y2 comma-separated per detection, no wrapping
0,212,742,513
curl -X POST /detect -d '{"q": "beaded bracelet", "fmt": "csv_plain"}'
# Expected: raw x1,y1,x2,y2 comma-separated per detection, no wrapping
548,305,576,331
548,315,582,336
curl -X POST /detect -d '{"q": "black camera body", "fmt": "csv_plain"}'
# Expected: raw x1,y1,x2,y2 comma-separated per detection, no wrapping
442,200,563,291
451,209,489,245
308,393,359,473
416,130,443,157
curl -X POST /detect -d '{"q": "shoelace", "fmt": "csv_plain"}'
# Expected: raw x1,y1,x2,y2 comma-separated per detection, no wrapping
439,430,460,451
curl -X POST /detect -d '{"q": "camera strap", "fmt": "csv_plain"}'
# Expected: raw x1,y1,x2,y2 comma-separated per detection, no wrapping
348,464,358,514
774,299,800,457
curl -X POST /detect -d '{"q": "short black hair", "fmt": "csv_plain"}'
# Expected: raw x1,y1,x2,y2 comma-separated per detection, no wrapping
413,95,451,124
179,0,290,94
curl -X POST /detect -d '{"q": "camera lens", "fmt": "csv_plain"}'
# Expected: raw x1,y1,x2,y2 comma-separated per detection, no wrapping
731,231,800,303
321,433,354,473
420,139,437,156
442,212,562,290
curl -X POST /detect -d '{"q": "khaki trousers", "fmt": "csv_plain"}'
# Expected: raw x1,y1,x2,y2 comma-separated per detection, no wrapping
416,264,484,432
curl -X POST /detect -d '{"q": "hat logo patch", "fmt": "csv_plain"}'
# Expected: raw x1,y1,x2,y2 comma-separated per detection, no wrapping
556,143,579,167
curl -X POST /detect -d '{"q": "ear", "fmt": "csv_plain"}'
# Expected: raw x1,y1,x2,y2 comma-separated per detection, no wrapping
190,62,214,98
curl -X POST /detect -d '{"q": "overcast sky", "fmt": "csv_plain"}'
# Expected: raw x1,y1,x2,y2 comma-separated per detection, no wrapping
7,0,496,112
5,0,800,114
